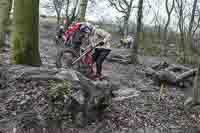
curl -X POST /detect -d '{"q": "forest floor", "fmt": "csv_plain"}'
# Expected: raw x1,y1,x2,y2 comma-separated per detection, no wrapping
0,20,200,133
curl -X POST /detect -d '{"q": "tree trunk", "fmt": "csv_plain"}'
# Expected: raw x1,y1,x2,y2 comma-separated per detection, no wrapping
131,0,143,64
56,12,61,26
79,0,89,21
8,0,13,15
188,0,198,53
189,0,198,34
193,64,200,103
180,32,185,62
0,0,11,47
65,0,79,29
123,16,129,37
65,0,70,28
12,0,41,66
163,0,174,56
8,0,13,27
53,0,65,27
176,0,186,63
123,0,134,37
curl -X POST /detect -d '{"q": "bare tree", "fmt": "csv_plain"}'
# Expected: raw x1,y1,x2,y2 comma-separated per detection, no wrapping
40,0,64,25
188,0,198,34
53,0,65,25
108,0,136,36
148,1,162,33
175,0,187,62
147,0,165,43
163,0,175,56
116,17,125,35
131,0,144,64
187,0,198,53
41,0,80,27
79,0,89,21
192,8,200,37
64,0,80,28
190,0,200,106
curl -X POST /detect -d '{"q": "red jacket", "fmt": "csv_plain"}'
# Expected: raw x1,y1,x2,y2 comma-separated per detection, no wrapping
65,23,81,41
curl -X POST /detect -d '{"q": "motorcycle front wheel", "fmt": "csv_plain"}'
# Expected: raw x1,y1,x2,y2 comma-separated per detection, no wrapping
56,48,79,69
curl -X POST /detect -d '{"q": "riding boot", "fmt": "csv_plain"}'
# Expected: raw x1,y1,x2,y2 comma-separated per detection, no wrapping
94,73,104,80
88,71,97,80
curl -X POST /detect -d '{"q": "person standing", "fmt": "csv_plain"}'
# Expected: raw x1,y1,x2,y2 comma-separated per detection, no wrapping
127,35,134,48
89,26,112,80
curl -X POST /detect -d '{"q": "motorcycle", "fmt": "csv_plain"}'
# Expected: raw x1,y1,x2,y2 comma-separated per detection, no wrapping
56,41,104,77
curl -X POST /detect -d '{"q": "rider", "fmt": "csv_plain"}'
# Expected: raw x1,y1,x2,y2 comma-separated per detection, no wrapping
127,35,133,48
81,23,112,80
65,22,111,80
56,25,65,40
65,22,91,51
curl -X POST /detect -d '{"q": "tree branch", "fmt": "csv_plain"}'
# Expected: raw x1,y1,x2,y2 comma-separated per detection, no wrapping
108,0,127,13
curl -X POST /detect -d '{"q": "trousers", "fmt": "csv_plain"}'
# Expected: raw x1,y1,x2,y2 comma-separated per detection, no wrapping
92,48,111,75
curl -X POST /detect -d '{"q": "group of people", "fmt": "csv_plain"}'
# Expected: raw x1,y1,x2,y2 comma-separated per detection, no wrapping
120,35,134,48
57,22,111,80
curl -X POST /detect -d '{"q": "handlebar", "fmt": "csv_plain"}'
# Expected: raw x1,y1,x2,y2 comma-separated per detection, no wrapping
72,43,101,65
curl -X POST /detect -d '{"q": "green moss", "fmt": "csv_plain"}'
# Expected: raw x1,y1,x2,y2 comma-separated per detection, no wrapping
48,80,72,122
48,80,72,100
12,0,41,66
0,0,11,47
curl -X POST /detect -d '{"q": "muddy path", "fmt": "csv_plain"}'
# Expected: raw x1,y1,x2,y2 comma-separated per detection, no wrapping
1,21,200,132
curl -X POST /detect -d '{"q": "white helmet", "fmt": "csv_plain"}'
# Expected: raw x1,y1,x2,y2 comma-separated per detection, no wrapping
60,25,64,30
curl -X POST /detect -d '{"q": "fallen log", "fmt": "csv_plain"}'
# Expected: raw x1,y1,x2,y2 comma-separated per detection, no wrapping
151,61,169,70
175,68,197,83
165,64,191,72
106,57,129,64
145,66,196,87
106,52,130,64
145,67,159,78
145,67,175,84
146,61,199,87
